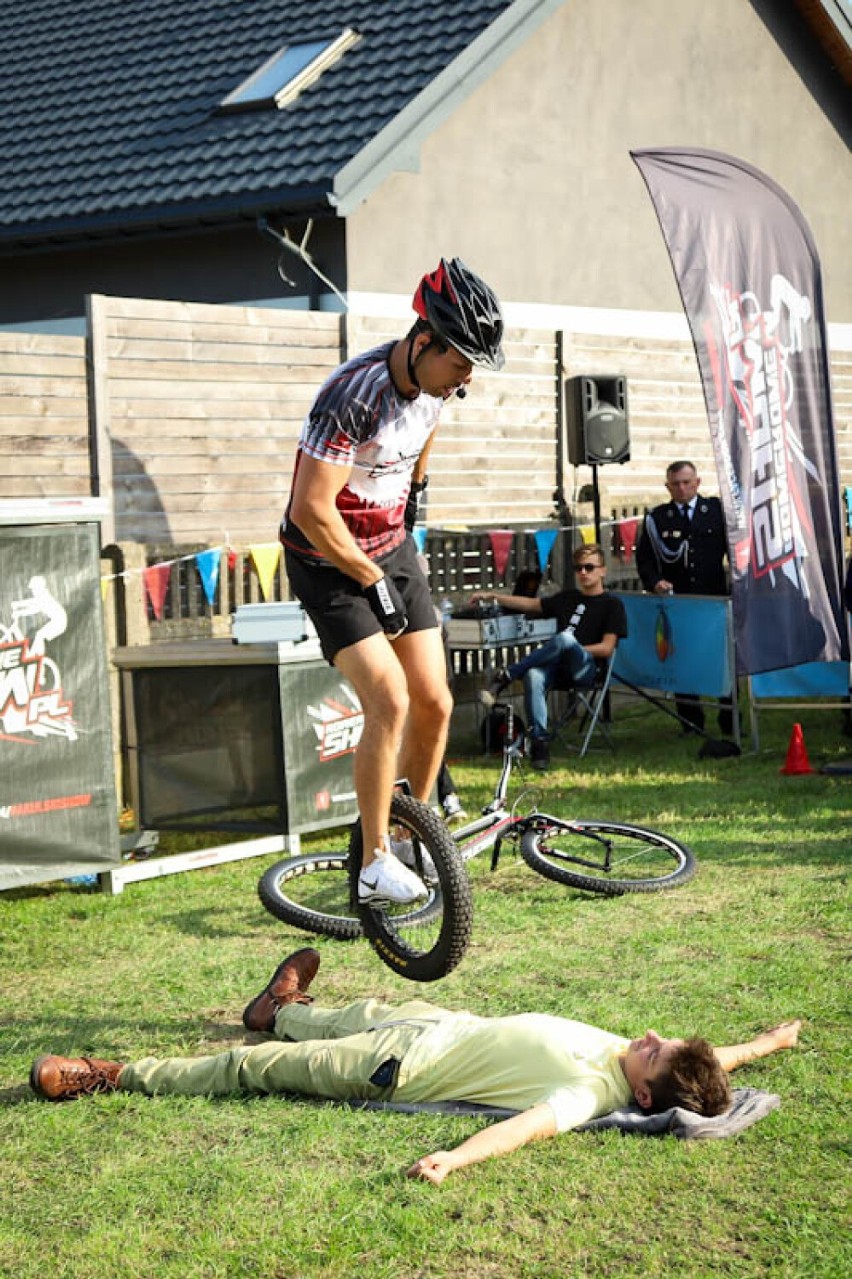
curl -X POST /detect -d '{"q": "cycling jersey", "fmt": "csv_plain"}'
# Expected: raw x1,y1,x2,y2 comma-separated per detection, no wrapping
282,342,442,563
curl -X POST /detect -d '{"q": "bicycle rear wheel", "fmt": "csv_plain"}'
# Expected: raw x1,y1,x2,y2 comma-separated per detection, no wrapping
350,792,473,981
258,848,443,941
520,817,695,895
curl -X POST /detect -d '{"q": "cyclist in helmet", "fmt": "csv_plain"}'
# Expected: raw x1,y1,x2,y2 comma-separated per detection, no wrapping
281,259,504,905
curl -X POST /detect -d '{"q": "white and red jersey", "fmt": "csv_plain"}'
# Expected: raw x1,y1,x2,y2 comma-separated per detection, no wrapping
282,342,442,563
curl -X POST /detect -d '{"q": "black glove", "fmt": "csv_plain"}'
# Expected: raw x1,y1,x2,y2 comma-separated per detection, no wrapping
403,477,429,534
364,575,408,639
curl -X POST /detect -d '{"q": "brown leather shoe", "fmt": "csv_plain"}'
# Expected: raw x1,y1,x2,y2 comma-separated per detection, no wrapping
30,1054,124,1101
242,947,321,1032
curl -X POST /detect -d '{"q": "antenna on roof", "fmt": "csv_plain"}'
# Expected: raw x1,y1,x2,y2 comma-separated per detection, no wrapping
257,217,348,308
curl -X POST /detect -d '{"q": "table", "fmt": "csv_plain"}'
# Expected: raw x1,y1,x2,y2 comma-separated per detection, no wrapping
108,638,362,893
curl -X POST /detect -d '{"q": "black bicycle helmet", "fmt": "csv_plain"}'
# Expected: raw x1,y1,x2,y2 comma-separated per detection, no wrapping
412,257,505,371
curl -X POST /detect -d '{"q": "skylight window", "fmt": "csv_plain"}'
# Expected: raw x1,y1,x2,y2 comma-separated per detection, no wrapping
221,29,360,111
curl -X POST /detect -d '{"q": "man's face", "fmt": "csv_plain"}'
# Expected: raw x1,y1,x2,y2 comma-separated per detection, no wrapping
620,1029,685,1106
413,338,473,400
573,556,606,594
665,466,700,505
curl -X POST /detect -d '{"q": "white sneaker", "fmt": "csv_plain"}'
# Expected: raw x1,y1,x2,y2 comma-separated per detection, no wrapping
441,793,467,825
358,850,428,904
391,835,437,882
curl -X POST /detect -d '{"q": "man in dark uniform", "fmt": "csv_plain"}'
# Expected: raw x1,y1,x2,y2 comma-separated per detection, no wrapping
636,460,732,734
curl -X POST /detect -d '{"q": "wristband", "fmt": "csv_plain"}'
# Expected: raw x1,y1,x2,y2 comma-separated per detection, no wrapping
364,575,408,639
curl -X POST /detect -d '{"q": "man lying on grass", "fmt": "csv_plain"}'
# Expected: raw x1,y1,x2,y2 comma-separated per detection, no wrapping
30,948,800,1185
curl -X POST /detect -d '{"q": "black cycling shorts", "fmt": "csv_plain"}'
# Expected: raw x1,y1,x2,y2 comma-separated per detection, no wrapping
285,537,438,663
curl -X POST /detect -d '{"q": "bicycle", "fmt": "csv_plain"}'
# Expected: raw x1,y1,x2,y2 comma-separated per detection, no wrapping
258,704,696,982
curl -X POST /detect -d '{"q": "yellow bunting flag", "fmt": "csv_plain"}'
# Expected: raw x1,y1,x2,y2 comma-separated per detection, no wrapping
249,542,282,601
579,525,596,545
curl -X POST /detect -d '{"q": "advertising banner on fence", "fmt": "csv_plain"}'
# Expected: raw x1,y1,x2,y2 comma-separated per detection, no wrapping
0,522,120,889
279,663,362,835
613,593,733,697
632,147,848,675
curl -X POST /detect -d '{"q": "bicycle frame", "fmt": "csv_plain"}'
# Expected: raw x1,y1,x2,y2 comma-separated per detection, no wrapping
448,704,538,867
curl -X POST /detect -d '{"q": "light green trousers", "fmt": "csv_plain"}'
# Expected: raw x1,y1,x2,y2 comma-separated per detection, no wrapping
120,999,449,1102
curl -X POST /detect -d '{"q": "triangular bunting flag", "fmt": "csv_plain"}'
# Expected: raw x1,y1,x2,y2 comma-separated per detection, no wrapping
534,528,559,572
100,577,110,602
412,526,428,554
195,548,221,606
250,542,282,601
617,517,639,560
579,525,596,545
487,529,514,580
143,563,171,620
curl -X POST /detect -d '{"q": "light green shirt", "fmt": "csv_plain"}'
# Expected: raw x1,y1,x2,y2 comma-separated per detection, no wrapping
393,1013,632,1131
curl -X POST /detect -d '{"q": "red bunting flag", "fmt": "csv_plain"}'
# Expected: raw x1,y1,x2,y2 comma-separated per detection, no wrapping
143,563,171,620
487,529,514,580
617,517,639,561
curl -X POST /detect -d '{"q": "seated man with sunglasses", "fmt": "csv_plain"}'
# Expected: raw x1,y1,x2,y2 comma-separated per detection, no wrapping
473,544,627,770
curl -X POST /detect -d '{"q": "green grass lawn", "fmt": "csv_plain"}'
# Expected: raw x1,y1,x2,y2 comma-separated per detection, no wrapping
1,702,850,1279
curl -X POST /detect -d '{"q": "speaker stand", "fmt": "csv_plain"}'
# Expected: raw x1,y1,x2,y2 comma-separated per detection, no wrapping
591,464,603,544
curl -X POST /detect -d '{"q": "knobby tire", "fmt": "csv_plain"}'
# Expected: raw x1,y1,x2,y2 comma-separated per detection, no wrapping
520,817,695,895
349,792,473,981
258,850,443,941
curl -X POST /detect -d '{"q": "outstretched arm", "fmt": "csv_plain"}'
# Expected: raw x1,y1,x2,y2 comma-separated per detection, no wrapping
406,1103,557,1186
713,1020,801,1073
468,592,544,616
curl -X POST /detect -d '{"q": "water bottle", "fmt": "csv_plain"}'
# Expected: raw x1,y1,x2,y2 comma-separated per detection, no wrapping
439,596,453,626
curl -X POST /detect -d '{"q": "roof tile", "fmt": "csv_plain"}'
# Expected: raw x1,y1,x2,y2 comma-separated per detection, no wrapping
1,0,513,241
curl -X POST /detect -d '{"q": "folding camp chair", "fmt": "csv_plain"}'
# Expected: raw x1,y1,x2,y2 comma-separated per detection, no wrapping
548,651,616,757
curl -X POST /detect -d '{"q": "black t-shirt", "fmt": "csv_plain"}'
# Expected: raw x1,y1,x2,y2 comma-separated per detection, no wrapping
540,589,628,645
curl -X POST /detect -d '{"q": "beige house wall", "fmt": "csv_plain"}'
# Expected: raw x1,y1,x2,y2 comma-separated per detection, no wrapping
346,0,851,324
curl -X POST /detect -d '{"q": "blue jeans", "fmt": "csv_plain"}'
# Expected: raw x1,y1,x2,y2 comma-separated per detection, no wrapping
506,632,596,740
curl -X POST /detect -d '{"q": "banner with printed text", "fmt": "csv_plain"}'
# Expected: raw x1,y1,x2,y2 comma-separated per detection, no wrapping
0,523,121,888
632,147,848,674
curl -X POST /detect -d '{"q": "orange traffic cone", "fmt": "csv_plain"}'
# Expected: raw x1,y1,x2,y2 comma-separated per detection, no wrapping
780,723,814,775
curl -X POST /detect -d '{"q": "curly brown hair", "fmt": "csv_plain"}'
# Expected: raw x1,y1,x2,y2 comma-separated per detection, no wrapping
648,1037,732,1116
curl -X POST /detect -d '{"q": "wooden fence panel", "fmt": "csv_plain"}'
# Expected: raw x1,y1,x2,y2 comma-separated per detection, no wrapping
561,330,713,513
830,347,852,525
3,301,849,562
90,296,344,545
0,331,90,500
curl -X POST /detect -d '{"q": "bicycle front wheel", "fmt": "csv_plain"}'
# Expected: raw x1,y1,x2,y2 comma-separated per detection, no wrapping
349,793,473,982
258,849,443,942
520,817,695,895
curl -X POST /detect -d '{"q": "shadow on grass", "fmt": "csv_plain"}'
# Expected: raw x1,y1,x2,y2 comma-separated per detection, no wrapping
0,1084,34,1106
0,1011,252,1075
156,903,272,940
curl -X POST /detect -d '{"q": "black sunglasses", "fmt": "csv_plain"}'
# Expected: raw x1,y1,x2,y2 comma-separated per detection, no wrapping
574,562,602,573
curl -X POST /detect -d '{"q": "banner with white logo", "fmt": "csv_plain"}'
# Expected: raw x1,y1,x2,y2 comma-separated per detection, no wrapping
0,523,120,887
632,147,848,674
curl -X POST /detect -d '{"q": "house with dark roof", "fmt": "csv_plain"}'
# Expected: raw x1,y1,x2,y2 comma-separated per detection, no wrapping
0,0,849,543
1,0,849,331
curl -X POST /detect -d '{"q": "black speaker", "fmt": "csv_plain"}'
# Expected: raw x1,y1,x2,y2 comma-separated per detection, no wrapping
564,375,630,465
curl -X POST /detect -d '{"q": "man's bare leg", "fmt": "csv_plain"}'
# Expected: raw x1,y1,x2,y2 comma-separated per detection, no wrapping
713,1020,802,1073
393,627,453,803
335,633,409,867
